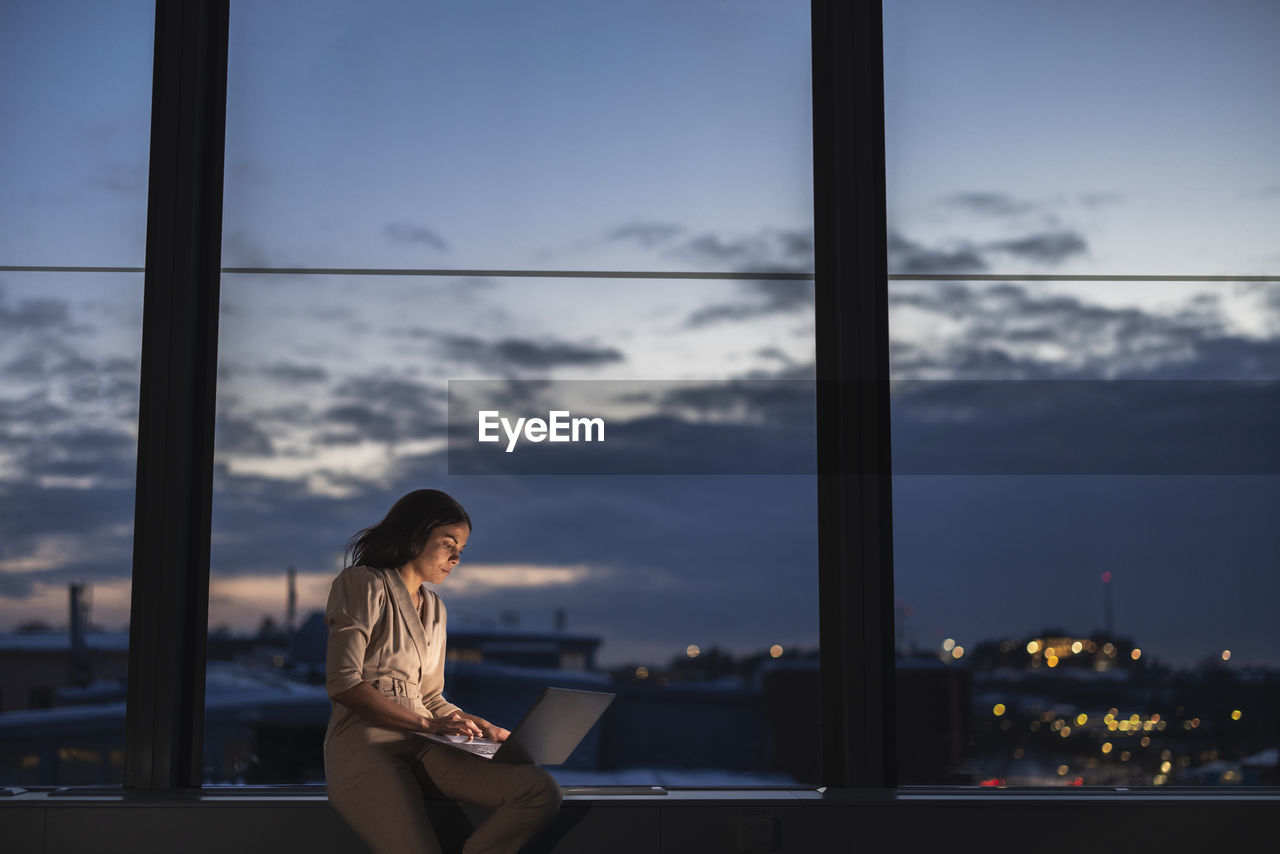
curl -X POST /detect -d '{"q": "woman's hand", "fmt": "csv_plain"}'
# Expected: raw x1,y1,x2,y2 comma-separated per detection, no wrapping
420,711,485,740
479,722,511,742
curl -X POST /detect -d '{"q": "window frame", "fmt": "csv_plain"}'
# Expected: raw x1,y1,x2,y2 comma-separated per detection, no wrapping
122,0,891,791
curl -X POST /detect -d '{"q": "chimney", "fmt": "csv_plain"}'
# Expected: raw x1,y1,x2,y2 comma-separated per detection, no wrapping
68,582,92,686
286,565,298,636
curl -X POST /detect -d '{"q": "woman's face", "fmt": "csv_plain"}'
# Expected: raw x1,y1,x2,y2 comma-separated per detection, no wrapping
409,522,469,584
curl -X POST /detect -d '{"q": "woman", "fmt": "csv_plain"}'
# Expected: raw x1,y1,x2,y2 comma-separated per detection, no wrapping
323,489,562,854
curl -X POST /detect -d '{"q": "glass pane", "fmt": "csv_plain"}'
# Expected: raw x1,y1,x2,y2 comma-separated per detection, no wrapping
0,272,144,786
221,0,813,273
0,1,154,267
0,0,151,788
206,273,818,786
889,278,1280,786
884,0,1280,277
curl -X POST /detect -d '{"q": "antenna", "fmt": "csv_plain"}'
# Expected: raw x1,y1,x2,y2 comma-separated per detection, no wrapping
1101,571,1113,638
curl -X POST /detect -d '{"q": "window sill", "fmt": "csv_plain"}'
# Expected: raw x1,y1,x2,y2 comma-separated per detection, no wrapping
5,784,1280,804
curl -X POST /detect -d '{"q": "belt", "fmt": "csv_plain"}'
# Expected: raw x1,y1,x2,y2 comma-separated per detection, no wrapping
372,676,414,697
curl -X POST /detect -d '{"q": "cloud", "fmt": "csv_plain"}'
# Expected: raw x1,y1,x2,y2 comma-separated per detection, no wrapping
0,294,72,330
988,230,1088,266
890,378,1280,475
889,280,1231,380
892,189,1108,273
321,404,401,442
601,222,815,274
682,279,815,328
944,192,1034,217
436,335,625,371
888,232,987,275
384,221,450,252
605,221,684,249
888,229,1090,274
885,283,1280,474
669,228,815,273
215,414,276,456
651,376,817,428
0,468,137,599
334,376,443,408
259,362,329,384
303,374,450,446
755,346,793,363
597,224,819,327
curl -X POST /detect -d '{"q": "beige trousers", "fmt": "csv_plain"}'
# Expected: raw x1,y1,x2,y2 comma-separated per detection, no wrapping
325,720,562,854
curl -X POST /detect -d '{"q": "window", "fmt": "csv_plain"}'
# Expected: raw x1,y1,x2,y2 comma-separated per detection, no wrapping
8,0,1269,805
206,0,818,787
0,0,152,787
885,0,1280,786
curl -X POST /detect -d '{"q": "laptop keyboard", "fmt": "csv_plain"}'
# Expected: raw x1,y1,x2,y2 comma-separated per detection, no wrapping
469,740,500,756
440,734,501,756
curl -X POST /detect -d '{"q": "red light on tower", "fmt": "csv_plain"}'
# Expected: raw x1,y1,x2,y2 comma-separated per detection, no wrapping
1101,571,1112,584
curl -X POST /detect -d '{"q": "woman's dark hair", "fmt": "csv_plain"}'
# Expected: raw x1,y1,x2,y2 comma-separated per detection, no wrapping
344,489,471,570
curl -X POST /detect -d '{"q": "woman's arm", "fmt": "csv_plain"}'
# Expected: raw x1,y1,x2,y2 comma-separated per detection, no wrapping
332,682,484,737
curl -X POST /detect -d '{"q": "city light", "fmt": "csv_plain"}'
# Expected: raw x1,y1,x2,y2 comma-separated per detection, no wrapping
1056,765,1069,776
1101,742,1113,754
1131,648,1142,661
1071,641,1083,654
951,646,965,659
1231,709,1243,721
992,703,1006,716
1076,713,1088,726
769,644,784,658
685,644,700,658
1026,640,1040,654
1222,649,1232,661
942,638,956,652
634,666,649,679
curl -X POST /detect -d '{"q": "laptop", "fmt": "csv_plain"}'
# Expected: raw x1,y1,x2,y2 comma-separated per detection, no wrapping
417,686,615,765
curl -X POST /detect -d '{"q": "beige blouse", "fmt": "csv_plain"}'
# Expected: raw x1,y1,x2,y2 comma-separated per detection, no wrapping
323,564,461,743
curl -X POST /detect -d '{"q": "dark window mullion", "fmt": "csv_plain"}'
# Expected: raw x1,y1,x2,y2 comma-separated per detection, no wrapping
812,0,896,788
125,0,229,791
